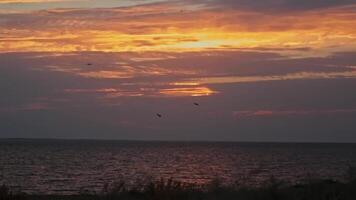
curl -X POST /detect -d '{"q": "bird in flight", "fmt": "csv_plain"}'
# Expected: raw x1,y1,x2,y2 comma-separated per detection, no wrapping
87,63,92,66
194,102,199,106
156,113,162,118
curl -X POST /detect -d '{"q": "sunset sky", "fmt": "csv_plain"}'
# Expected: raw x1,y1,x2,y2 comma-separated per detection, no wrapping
1,0,356,142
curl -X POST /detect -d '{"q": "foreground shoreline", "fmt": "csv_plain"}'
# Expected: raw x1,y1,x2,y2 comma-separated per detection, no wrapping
2,176,356,200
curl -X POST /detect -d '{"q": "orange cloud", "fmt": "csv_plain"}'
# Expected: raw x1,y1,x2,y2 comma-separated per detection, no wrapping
159,87,216,97
0,3,355,57
64,86,217,98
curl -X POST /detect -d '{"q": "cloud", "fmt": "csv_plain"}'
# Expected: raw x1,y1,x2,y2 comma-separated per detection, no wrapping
1,50,356,141
0,1,355,56
205,0,356,12
233,109,356,118
175,70,356,85
159,87,216,97
0,0,79,3
64,86,217,98
1,0,356,141
0,102,52,113
0,0,166,11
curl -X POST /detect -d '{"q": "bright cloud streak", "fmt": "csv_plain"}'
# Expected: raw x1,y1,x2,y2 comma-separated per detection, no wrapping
64,86,217,97
233,109,356,118
174,70,356,85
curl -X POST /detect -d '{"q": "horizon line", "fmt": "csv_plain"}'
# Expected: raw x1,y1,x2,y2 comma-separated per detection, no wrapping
1,137,356,144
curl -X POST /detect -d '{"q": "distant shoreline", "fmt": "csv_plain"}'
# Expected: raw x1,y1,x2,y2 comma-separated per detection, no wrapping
1,138,356,144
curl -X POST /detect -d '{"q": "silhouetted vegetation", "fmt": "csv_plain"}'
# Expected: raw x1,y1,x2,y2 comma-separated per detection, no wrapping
2,167,356,200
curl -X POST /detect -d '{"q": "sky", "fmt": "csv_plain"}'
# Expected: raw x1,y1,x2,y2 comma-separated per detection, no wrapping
0,0,356,142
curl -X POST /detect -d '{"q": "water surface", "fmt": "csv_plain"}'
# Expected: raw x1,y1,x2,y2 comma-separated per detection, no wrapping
1,139,356,194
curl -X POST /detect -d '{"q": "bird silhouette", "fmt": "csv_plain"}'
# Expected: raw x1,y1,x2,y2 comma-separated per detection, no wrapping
156,113,162,118
87,63,92,66
193,102,199,106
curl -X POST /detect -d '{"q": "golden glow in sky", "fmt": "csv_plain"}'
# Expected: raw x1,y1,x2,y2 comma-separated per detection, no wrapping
1,0,356,98
1,2,356,57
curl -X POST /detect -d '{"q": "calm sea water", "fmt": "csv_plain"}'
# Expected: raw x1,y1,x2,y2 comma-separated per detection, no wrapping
1,139,356,194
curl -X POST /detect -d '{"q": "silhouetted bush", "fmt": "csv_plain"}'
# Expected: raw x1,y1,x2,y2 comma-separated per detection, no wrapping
0,185,25,200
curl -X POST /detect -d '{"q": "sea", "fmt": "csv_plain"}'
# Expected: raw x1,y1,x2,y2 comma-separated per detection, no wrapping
1,139,356,194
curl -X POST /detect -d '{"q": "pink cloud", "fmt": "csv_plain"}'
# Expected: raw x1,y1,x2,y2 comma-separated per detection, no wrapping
21,103,50,111
233,109,356,118
0,102,51,113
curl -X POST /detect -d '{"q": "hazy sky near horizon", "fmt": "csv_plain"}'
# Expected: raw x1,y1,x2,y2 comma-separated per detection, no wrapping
1,0,356,142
